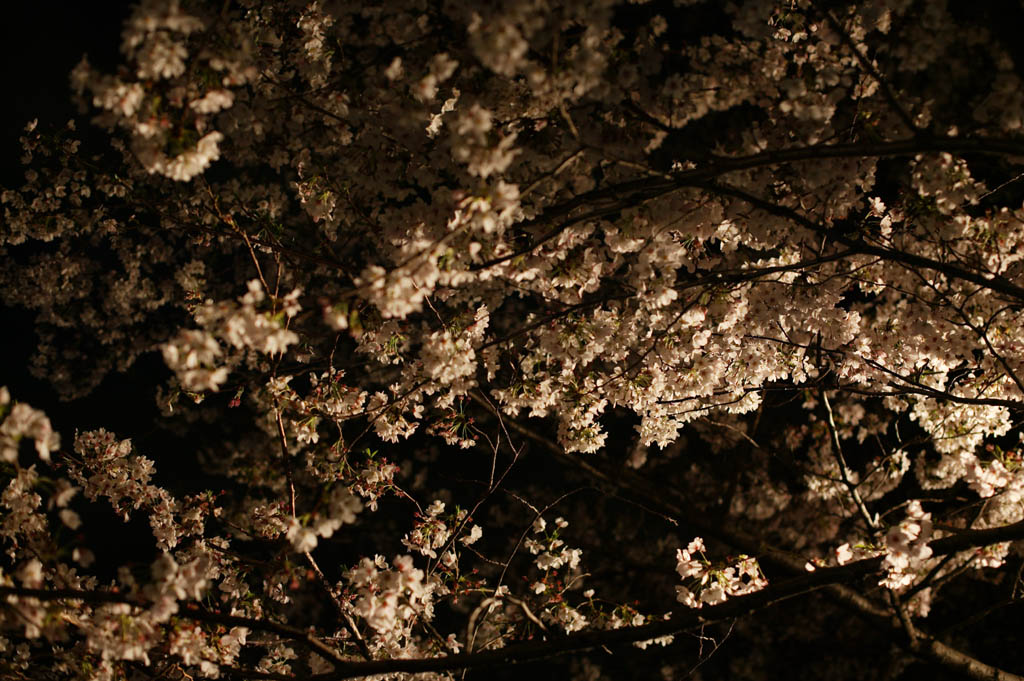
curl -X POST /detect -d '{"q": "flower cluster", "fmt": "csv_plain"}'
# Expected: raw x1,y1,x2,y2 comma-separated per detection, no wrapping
162,280,301,392
526,516,583,577
346,554,438,644
284,485,363,553
674,538,767,608
68,430,186,550
880,502,934,590
0,388,59,463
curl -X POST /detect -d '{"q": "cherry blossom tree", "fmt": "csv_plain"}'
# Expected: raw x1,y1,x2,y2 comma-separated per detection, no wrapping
4,0,1024,679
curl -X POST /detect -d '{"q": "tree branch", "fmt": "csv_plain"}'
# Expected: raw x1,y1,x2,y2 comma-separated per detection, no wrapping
476,135,1024,270
0,587,347,667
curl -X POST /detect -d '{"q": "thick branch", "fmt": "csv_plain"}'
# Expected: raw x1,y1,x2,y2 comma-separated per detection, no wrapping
476,135,1024,270
0,587,346,666
5,490,1023,680
708,181,1024,303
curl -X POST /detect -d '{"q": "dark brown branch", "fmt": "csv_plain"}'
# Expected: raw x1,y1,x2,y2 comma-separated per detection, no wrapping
303,550,374,661
707,180,1024,303
5,508,1023,680
917,639,1024,681
475,135,1024,271
456,412,1024,681
298,510,1024,680
0,587,346,666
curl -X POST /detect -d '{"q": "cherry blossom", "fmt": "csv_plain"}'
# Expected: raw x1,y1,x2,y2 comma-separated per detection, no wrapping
5,0,1024,679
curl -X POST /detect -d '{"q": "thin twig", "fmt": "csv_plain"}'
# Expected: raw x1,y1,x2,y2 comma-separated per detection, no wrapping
303,551,374,661
274,408,297,518
821,390,879,532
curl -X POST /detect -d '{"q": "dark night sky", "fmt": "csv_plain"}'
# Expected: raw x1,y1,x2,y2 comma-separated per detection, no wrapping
1,1,149,427
1,2,130,184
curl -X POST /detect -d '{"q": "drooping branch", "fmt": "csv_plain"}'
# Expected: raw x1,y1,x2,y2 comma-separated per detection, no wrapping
463,400,1024,681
